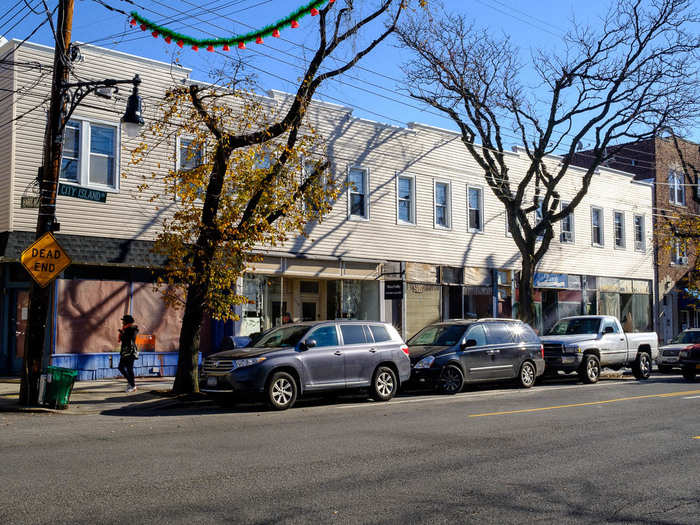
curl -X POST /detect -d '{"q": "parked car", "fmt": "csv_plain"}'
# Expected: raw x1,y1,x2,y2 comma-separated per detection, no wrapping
658,329,700,373
407,318,545,394
200,320,410,410
540,315,658,383
678,344,700,381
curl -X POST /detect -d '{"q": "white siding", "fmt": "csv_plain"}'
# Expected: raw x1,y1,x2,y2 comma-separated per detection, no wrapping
7,41,654,282
0,42,15,232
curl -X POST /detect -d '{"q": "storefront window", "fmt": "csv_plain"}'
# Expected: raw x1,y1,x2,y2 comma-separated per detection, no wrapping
327,280,379,321
406,283,441,339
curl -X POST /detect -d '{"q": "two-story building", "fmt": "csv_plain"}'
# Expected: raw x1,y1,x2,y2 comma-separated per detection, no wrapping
0,39,656,379
574,137,700,343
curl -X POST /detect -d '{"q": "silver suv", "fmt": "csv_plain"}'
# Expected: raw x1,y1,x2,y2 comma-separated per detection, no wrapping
200,320,411,410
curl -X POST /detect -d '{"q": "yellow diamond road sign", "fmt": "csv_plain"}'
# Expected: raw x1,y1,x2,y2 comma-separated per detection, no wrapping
21,233,71,287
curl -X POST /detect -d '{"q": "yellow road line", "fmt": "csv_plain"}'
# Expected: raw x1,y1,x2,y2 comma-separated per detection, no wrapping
469,389,700,418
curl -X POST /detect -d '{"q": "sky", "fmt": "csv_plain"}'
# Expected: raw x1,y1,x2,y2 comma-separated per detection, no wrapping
2,0,697,153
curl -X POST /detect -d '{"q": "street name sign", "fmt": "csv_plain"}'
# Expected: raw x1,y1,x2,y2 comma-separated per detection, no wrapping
21,233,71,287
58,183,107,203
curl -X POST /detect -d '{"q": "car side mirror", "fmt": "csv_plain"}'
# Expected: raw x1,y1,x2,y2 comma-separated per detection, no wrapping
461,339,478,350
300,339,317,351
603,326,614,334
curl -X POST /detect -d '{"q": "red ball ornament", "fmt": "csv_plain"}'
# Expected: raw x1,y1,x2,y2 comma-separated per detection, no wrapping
140,24,147,31
238,41,246,49
152,31,159,38
223,44,230,51
130,18,137,27
165,36,172,44
177,40,184,48
291,20,299,28
255,36,263,44
310,8,318,16
192,45,199,51
272,29,280,38
207,45,214,52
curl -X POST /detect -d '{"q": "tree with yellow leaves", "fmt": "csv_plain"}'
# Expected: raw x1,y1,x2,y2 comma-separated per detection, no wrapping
132,0,415,394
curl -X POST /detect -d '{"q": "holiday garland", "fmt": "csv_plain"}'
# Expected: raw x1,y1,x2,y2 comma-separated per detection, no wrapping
129,0,334,52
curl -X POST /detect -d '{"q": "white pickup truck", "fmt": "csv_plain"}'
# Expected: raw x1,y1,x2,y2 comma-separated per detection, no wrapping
540,315,658,383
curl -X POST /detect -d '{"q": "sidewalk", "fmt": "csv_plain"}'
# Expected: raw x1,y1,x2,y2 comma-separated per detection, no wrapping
0,377,177,415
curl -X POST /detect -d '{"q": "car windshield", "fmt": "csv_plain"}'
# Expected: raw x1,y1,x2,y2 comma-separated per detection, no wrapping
408,324,468,346
547,318,601,335
252,325,310,348
670,331,700,344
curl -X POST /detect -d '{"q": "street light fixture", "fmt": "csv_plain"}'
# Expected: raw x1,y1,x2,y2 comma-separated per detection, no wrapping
121,74,145,138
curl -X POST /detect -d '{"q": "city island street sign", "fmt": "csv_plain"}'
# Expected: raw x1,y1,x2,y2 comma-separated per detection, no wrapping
21,233,71,287
58,183,107,203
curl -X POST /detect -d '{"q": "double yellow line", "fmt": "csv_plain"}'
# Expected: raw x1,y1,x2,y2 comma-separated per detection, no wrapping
469,389,700,418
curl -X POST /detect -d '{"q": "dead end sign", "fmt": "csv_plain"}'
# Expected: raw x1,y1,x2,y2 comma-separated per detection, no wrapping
21,233,71,287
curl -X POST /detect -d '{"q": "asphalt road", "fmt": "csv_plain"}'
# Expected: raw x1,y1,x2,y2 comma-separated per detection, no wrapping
1,374,699,524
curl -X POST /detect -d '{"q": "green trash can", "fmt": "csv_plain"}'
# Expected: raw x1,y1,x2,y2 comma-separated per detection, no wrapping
44,366,79,409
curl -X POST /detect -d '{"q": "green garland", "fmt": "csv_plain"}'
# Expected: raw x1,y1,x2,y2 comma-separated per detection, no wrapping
130,0,333,50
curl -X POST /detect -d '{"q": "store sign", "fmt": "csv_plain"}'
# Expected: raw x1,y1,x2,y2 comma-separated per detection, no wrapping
58,183,107,203
534,272,568,289
384,280,404,300
21,232,71,287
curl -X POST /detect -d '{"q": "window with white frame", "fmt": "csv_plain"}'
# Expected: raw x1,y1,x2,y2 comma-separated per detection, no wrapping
673,239,687,265
60,118,119,190
634,214,645,252
467,185,483,232
348,167,369,219
177,136,204,171
560,202,574,243
591,206,604,246
668,171,685,205
434,181,451,228
397,174,415,224
613,211,625,249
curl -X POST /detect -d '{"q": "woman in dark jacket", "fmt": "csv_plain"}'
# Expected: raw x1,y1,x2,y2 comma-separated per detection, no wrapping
118,314,139,392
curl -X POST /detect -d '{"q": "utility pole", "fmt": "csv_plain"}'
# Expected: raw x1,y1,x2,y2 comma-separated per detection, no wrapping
19,0,74,406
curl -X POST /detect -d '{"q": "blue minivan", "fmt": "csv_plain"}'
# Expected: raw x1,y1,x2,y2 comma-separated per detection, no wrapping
200,320,410,410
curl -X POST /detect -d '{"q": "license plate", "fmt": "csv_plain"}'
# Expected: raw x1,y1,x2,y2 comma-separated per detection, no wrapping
207,376,217,387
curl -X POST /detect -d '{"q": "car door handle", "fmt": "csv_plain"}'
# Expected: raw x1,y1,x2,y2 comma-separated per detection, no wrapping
619,338,624,341
334,351,342,356
369,348,377,353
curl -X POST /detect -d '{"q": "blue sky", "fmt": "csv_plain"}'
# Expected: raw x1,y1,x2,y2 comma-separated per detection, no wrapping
3,1,694,150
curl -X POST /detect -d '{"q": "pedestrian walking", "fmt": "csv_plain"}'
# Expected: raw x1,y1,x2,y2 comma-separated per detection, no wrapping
118,314,139,392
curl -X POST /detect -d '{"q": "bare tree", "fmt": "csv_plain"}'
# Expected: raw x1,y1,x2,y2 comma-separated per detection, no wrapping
398,0,700,326
156,0,413,394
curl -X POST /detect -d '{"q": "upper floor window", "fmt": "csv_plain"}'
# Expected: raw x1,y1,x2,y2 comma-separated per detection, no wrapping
434,180,451,229
348,167,369,219
467,185,483,232
591,206,604,246
60,118,119,191
177,136,204,171
397,174,415,224
673,239,688,265
613,211,625,249
668,171,685,205
634,214,645,252
560,201,574,243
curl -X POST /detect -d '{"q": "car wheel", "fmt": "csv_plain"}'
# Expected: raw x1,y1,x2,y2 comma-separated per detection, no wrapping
632,352,651,380
438,364,464,395
681,366,697,381
371,366,397,402
518,361,536,388
658,364,674,374
266,371,297,410
578,354,600,384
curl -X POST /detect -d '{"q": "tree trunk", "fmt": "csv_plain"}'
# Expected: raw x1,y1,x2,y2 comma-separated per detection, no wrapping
172,283,204,394
518,253,537,328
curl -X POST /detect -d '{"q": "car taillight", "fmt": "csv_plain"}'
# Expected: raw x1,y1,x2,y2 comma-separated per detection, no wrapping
401,344,409,356
685,345,696,350
540,344,544,359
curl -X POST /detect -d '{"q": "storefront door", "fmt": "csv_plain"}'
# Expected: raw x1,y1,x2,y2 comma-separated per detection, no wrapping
2,290,29,376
